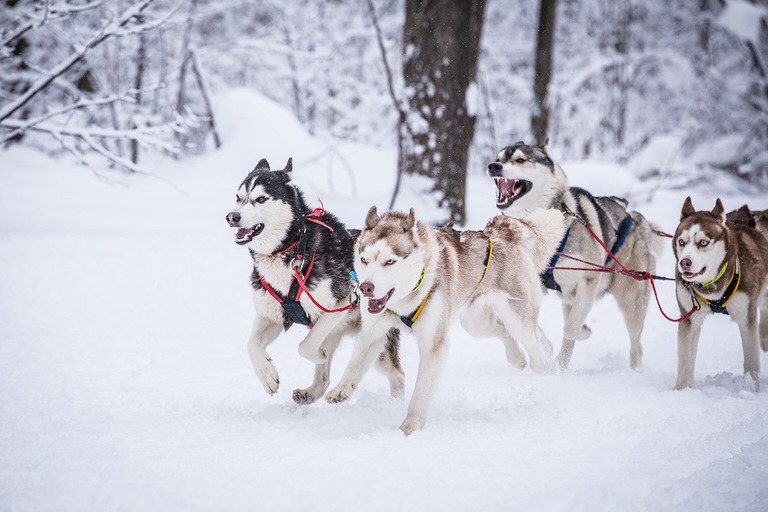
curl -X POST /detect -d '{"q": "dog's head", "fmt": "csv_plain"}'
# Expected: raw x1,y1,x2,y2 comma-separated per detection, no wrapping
674,197,733,284
354,207,426,315
226,158,300,254
487,141,567,212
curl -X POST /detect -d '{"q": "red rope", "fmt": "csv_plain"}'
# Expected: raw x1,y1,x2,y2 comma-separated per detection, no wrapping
292,265,356,314
305,201,335,232
550,220,698,323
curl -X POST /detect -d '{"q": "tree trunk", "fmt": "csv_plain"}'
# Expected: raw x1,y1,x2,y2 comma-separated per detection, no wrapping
130,23,146,167
531,0,557,145
400,0,485,224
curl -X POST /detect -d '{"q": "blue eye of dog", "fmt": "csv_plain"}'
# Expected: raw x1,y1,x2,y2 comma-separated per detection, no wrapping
384,259,396,266
699,239,709,247
678,239,685,246
360,257,368,265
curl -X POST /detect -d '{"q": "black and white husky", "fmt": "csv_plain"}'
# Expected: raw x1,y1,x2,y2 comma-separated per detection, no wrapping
226,158,403,404
488,141,664,369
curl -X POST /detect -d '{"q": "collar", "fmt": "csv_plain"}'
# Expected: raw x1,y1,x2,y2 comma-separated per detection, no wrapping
411,267,427,292
698,261,728,288
691,260,741,315
400,266,429,327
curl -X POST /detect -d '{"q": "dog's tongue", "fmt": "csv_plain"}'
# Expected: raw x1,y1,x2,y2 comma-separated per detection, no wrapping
498,178,517,197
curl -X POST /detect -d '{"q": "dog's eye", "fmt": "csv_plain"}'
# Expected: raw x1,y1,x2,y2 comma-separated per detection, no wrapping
515,158,526,164
698,239,709,247
678,239,685,246
384,259,396,266
236,195,242,202
360,257,368,265
255,196,268,204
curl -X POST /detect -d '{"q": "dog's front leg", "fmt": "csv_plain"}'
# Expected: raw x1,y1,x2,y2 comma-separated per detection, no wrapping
675,313,705,390
297,308,349,364
325,314,395,404
401,322,448,436
293,312,357,404
247,316,284,395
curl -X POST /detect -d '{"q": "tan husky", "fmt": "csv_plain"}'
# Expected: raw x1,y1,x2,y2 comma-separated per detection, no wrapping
324,206,566,435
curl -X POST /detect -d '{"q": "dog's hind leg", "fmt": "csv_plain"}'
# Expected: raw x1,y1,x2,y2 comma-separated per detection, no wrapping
613,280,650,370
737,304,761,390
493,299,550,374
247,316,284,395
759,298,768,352
460,301,526,369
374,328,405,399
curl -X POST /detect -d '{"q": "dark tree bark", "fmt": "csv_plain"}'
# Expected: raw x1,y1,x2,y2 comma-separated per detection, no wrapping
401,0,485,224
531,0,557,145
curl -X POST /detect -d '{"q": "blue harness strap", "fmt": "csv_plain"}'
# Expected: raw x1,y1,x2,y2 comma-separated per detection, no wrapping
604,214,634,266
540,228,571,292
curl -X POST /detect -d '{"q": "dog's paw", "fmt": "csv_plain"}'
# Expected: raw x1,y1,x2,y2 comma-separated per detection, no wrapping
399,415,424,436
530,357,551,375
292,387,319,405
297,340,327,364
325,383,355,404
673,380,694,391
253,360,280,395
576,324,592,341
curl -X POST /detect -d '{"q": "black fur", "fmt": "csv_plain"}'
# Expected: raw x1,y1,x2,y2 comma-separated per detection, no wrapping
242,162,354,326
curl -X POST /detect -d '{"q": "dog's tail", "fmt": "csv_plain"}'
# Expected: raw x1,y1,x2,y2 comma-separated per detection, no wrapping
648,221,668,259
523,208,568,274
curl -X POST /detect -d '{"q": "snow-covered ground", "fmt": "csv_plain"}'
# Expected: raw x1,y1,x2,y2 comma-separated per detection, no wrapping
1,89,767,511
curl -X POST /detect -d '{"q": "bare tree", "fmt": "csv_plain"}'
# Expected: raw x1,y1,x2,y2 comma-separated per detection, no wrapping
531,0,557,144
399,0,486,224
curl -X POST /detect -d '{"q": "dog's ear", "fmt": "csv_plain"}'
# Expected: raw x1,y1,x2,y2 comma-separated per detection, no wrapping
402,208,416,231
364,206,380,230
282,157,293,174
254,158,270,172
712,198,726,223
536,138,550,153
680,196,695,220
727,205,751,227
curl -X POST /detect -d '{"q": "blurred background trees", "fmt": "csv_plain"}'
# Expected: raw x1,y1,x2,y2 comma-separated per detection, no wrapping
1,0,766,221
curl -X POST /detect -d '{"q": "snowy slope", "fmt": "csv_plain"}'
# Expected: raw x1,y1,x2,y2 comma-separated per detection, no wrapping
1,89,767,512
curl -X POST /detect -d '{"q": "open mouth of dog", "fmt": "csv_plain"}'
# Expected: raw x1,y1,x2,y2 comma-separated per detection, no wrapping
235,224,264,245
494,178,532,208
367,288,394,314
680,267,706,281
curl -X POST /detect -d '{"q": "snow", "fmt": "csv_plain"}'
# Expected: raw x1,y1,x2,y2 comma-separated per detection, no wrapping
2,89,768,511
718,0,767,45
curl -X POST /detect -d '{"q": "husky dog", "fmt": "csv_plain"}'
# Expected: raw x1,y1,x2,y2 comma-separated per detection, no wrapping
487,141,664,369
673,197,768,390
226,158,403,404
324,206,566,435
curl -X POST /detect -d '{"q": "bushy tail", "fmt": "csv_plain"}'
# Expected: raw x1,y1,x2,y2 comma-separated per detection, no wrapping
523,208,568,273
648,221,668,259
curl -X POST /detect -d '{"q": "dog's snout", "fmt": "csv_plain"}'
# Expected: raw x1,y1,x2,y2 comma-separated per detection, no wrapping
359,281,375,297
680,257,692,271
487,162,503,176
226,212,241,226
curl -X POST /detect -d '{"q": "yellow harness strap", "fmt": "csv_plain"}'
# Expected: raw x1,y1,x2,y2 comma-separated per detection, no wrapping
700,261,728,288
478,239,493,285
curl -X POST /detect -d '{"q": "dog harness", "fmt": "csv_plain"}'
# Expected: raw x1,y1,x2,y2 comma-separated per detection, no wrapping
541,212,634,292
690,260,741,315
400,239,494,328
256,207,356,327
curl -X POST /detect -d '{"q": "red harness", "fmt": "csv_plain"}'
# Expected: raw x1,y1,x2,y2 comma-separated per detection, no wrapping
255,206,356,327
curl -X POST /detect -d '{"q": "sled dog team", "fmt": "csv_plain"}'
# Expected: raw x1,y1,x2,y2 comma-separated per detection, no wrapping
226,142,768,435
